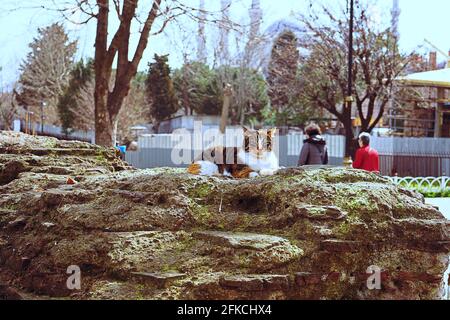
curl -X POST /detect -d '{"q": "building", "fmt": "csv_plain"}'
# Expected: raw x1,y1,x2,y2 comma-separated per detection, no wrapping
158,115,233,134
395,67,450,137
390,52,450,138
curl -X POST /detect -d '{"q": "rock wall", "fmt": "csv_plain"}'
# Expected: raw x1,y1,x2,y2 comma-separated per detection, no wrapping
0,132,449,300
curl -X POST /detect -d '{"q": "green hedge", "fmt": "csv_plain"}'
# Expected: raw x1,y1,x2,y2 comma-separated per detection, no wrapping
393,178,449,198
420,190,450,198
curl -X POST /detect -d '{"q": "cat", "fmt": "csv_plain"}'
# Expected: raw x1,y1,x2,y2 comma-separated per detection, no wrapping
187,127,279,178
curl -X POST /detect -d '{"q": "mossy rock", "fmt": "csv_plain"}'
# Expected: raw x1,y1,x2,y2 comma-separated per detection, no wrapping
0,132,449,300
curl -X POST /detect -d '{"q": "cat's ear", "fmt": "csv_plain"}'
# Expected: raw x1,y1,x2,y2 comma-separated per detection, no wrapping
242,126,250,133
268,128,278,137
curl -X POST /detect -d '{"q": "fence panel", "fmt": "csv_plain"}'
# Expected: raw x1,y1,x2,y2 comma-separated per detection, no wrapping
372,136,450,156
127,134,450,176
19,120,94,143
386,176,449,193
126,133,346,169
372,136,450,176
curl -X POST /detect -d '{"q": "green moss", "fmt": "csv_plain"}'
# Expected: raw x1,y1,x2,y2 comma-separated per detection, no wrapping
346,198,366,210
334,221,353,237
187,182,215,200
232,218,247,232
307,207,326,216
237,254,251,268
332,187,379,222
42,139,58,149
284,220,317,240
173,236,195,253
95,155,106,162
188,201,213,225
135,284,146,300
262,181,295,208
94,150,111,163
1,203,18,211
393,199,405,210
161,264,172,272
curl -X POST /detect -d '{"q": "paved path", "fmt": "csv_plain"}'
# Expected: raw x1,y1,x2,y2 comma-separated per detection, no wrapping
425,198,450,220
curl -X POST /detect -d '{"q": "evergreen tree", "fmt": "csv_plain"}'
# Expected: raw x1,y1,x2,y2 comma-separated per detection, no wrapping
57,59,93,134
216,65,269,125
173,62,268,124
17,23,77,125
145,54,179,129
173,62,220,116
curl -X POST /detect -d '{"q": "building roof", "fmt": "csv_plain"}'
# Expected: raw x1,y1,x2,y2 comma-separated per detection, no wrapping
395,68,450,89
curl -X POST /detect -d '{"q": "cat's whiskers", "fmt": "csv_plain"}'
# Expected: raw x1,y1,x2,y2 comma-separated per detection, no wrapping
251,152,265,159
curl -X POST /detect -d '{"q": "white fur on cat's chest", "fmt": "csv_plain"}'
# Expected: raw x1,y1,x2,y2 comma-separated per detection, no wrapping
237,149,279,172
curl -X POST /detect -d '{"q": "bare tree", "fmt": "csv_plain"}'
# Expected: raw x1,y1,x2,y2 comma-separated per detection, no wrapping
70,72,149,142
212,18,270,126
298,1,411,156
0,89,19,130
51,0,237,146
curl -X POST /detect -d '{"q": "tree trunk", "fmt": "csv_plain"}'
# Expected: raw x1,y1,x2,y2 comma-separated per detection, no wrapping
152,119,160,134
112,116,119,146
92,0,164,145
220,84,232,134
344,125,357,160
342,106,356,159
238,102,246,125
94,82,113,146
94,0,113,146
182,85,190,116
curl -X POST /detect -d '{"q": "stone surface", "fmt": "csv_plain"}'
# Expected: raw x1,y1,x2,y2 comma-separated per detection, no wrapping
293,205,347,220
193,231,292,251
0,285,25,300
320,239,362,253
0,131,449,300
0,160,29,185
219,275,290,291
131,272,186,289
426,198,450,220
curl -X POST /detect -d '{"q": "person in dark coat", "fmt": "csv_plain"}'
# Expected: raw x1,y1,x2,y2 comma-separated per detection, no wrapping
298,124,329,166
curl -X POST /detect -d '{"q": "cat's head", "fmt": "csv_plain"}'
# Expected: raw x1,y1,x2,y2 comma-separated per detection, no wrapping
243,127,277,156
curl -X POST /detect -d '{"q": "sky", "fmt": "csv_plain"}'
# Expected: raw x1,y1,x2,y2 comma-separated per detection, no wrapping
0,0,449,89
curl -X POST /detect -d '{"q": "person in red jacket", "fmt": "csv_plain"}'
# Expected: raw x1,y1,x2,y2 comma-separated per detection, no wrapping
352,132,380,173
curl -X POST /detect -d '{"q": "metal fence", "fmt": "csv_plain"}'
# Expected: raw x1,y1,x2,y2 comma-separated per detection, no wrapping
371,136,450,156
386,176,450,193
126,133,346,169
371,136,450,177
19,120,95,143
126,133,450,177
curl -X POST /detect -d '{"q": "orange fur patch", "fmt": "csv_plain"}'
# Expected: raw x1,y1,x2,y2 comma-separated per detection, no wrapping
187,163,201,175
233,166,254,179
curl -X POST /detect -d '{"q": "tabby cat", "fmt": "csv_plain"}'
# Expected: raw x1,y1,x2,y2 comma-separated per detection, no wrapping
187,127,279,178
